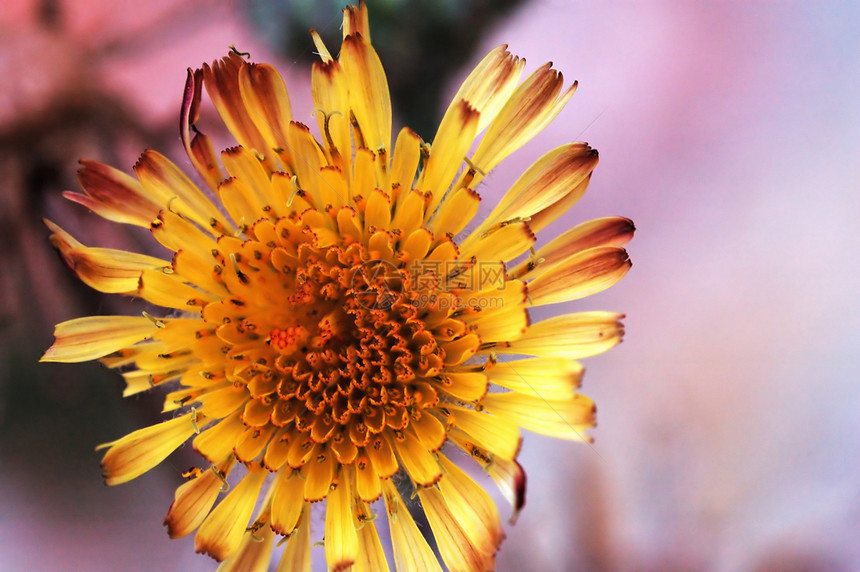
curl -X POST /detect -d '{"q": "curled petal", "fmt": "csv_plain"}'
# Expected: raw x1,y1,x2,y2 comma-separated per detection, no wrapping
46,219,166,294
180,67,225,192
64,160,160,227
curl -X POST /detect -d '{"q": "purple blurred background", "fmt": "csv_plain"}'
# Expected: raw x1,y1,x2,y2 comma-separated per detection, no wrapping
1,0,857,570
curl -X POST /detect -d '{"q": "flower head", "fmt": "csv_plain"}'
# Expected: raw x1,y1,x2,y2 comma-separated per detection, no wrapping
43,2,633,570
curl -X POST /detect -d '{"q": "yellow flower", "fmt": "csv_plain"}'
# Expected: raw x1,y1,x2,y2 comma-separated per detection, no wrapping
43,2,633,570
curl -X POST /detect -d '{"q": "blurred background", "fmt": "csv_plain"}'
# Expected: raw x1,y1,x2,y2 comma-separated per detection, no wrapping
1,0,857,570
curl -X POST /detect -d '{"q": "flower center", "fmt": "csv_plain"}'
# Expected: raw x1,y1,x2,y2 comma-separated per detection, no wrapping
199,220,452,454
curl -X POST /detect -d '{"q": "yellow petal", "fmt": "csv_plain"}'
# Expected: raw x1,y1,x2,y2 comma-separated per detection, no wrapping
425,238,459,263
312,59,351,179
447,433,526,523
488,357,583,399
217,522,274,572
263,431,292,470
446,45,525,135
133,149,228,231
487,457,526,524
390,191,425,239
148,318,206,353
393,429,442,486
318,166,349,210
421,100,480,215
458,220,535,263
527,246,631,306
270,468,304,535
100,410,207,486
437,455,505,554
325,470,359,571
193,412,245,462
354,452,382,502
426,187,480,240
441,334,480,366
221,146,276,214
437,372,489,402
514,216,636,277
311,29,333,63
342,0,370,39
64,160,160,227
150,209,218,257
444,405,521,461
471,63,576,178
234,423,276,462
364,188,391,233
218,177,261,229
46,220,166,294
238,62,293,158
134,348,197,374
390,127,422,201
304,444,337,502
276,505,311,572
164,456,236,538
382,479,443,572
527,174,592,232
203,53,272,161
286,432,316,469
122,370,161,397
341,34,391,162
286,122,327,201
469,305,528,343
352,494,390,572
352,147,377,203
366,433,398,478
475,143,598,236
409,410,447,452
172,248,229,297
417,486,491,572
195,463,267,562
196,385,249,419
498,311,625,359
482,392,596,441
138,268,211,312
41,315,160,363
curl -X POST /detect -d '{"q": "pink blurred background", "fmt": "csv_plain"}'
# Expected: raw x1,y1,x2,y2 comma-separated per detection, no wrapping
1,0,857,570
